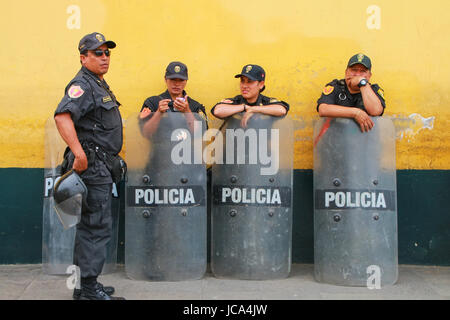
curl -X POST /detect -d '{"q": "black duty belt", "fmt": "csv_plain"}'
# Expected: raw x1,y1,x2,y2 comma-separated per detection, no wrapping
81,141,115,170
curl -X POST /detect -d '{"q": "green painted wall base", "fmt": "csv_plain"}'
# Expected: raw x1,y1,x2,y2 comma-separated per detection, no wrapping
0,168,448,265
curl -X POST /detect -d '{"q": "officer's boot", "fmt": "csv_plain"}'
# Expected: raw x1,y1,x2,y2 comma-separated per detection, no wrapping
73,282,115,300
77,277,125,300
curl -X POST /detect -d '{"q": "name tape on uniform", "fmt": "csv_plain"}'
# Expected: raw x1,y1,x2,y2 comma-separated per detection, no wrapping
213,185,291,207
315,189,396,210
127,186,205,207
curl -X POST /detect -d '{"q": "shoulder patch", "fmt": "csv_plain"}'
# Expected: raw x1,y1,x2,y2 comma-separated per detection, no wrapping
221,99,233,104
377,88,385,99
323,85,334,95
269,98,279,103
68,85,84,99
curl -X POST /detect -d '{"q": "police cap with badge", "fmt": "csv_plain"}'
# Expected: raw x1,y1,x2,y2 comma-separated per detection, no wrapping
78,32,116,54
347,53,372,71
165,61,189,80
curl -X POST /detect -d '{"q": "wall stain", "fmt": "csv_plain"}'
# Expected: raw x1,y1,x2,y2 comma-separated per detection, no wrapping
390,113,435,141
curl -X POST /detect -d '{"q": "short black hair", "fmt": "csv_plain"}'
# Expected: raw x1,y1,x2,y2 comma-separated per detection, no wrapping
79,51,88,65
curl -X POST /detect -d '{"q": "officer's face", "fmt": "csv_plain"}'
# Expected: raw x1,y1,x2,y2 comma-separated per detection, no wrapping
80,44,110,79
240,77,264,101
345,64,372,88
165,78,187,96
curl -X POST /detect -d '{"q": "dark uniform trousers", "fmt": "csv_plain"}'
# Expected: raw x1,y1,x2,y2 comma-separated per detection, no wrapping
74,183,113,278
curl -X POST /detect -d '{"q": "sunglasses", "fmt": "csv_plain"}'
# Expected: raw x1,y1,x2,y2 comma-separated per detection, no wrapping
93,49,111,57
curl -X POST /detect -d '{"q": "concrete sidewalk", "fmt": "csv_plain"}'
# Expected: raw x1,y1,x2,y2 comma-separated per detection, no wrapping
0,264,448,300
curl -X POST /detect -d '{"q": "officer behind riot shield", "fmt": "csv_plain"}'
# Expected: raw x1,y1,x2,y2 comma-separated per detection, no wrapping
211,64,289,123
314,54,398,286
124,61,207,281
139,61,208,135
210,64,293,280
316,53,386,132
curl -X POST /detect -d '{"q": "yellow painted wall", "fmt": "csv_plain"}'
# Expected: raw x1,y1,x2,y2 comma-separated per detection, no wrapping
1,0,449,169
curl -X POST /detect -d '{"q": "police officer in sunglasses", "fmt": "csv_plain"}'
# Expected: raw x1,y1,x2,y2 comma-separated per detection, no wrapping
54,32,125,300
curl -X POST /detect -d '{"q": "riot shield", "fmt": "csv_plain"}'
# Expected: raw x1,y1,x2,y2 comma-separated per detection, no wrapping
42,118,120,275
210,114,293,280
125,112,207,281
313,117,398,286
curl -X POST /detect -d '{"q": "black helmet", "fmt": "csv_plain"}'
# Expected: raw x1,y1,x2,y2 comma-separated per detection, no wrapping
53,170,88,229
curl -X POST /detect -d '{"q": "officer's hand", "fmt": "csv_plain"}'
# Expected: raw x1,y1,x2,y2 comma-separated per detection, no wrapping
139,107,151,119
353,108,374,132
241,106,255,128
173,95,190,113
72,151,88,174
158,99,171,113
351,76,366,88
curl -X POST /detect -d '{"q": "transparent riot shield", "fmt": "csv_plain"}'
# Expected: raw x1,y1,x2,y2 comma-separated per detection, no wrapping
42,118,120,275
125,112,207,281
211,114,293,280
313,117,398,286
53,170,85,229
42,118,74,275
54,193,82,229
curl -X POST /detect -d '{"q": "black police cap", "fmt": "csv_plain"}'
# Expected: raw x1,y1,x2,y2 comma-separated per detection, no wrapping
165,61,188,80
78,32,116,53
235,64,266,81
347,53,372,70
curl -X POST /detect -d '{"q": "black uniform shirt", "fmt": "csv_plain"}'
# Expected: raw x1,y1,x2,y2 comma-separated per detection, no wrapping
316,79,386,115
141,90,206,114
211,94,290,117
139,90,208,138
55,66,123,184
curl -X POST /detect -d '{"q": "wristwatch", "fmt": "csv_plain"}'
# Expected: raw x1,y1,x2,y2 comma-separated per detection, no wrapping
358,79,368,88
243,104,247,112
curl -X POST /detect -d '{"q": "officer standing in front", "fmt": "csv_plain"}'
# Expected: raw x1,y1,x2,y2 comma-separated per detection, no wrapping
316,53,386,132
211,64,289,126
54,32,125,300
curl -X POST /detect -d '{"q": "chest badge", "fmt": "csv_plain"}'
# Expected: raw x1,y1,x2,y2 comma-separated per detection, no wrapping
68,85,84,99
339,93,347,100
323,85,334,95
